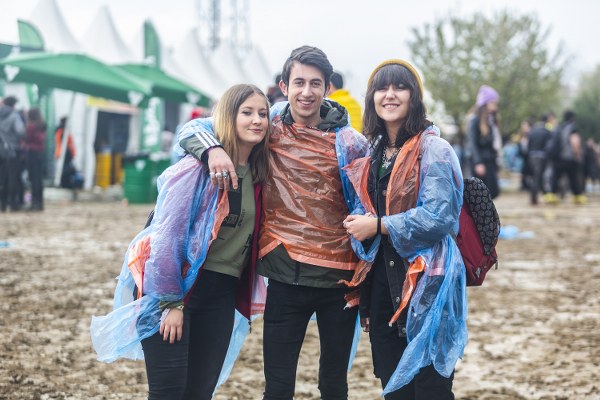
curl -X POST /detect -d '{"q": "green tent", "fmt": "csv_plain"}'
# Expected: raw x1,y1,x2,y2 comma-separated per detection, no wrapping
116,63,212,106
0,52,152,105
0,52,154,186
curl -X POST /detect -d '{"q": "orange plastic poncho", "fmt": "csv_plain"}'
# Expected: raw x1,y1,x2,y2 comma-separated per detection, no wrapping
54,127,76,159
259,121,363,271
341,132,425,289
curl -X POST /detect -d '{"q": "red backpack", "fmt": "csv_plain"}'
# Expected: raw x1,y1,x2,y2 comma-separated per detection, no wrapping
452,177,500,286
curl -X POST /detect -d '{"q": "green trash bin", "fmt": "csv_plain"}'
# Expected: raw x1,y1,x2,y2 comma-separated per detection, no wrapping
123,155,154,204
123,154,173,204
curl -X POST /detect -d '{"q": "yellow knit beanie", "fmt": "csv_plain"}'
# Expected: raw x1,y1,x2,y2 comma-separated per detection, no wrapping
367,59,424,98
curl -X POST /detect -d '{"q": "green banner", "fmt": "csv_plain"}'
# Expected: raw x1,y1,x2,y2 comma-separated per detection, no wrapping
143,20,161,67
141,21,164,152
17,20,44,107
17,20,44,49
140,97,164,153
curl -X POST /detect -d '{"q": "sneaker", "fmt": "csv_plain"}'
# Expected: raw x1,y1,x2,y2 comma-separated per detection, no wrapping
544,193,559,205
574,195,587,205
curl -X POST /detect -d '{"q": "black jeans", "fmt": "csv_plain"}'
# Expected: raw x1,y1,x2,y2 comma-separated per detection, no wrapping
0,157,21,211
141,270,238,400
27,151,44,209
529,156,546,204
472,159,500,199
551,159,583,196
369,262,454,400
262,280,358,400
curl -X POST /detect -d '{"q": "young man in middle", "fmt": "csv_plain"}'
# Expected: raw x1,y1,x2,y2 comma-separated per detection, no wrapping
176,45,369,400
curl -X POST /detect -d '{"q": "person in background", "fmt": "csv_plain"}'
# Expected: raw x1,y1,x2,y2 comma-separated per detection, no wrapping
584,137,600,193
545,111,586,204
54,116,77,189
526,114,552,205
545,112,557,131
0,95,25,212
24,108,47,211
266,73,287,105
343,59,465,399
329,71,363,132
518,118,532,191
91,84,271,399
160,125,175,154
467,85,502,198
176,46,369,400
541,111,558,194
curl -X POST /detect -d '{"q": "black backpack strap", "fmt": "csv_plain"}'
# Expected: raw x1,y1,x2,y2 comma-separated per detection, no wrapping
144,210,155,229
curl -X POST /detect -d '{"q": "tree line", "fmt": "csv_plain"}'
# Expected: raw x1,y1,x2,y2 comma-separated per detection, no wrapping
408,10,599,141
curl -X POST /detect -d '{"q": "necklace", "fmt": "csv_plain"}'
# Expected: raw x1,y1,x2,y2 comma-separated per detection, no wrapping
381,145,400,169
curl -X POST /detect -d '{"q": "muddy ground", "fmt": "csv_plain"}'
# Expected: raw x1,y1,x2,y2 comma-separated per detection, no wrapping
1,183,599,400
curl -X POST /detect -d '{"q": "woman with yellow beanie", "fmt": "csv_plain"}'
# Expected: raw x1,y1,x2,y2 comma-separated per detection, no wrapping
342,60,467,399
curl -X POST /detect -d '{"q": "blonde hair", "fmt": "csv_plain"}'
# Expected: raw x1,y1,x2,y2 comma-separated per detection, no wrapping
478,106,490,137
213,84,271,183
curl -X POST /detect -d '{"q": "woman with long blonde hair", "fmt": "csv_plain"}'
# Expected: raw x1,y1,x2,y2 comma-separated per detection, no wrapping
92,84,271,400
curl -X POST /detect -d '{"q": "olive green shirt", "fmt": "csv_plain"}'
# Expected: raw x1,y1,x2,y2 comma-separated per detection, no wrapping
203,165,255,278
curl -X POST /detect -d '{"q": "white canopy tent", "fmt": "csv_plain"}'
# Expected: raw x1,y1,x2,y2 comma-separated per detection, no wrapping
29,0,80,52
243,45,275,94
81,6,134,64
3,0,274,189
173,28,229,101
128,22,212,130
211,41,253,88
27,0,101,189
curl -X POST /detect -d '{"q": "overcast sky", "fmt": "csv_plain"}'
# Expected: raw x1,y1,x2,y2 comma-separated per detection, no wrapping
1,0,598,101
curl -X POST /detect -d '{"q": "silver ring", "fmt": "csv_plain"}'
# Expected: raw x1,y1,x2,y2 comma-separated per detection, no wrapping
215,172,222,178
222,171,229,178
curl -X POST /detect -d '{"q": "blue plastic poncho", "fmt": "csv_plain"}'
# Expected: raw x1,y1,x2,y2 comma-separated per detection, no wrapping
345,126,468,395
90,155,264,388
385,130,467,394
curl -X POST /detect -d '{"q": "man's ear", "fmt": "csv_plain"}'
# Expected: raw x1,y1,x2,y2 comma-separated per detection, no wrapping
327,83,335,95
279,80,288,96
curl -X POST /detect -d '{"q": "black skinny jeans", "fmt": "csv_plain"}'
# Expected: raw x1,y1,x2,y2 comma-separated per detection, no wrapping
369,262,454,400
262,280,358,400
551,159,583,196
141,270,238,400
27,151,44,209
528,156,546,204
0,157,21,211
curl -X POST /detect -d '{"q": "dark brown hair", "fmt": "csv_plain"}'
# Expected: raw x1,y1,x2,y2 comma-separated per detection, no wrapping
363,64,428,146
280,46,333,89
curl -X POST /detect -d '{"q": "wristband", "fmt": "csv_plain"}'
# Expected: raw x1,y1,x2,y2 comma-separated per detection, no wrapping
159,300,184,312
377,216,381,235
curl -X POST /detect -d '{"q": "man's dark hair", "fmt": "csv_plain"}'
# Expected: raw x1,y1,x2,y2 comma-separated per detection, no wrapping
2,96,17,107
281,46,333,88
563,110,576,122
274,73,282,85
330,71,344,90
